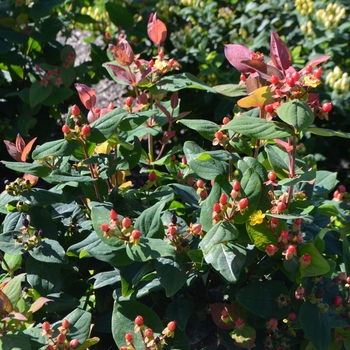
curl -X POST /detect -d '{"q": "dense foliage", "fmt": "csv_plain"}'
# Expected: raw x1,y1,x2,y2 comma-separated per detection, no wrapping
1,1,350,350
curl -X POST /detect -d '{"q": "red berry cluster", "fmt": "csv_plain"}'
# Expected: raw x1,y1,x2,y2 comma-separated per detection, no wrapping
333,184,348,202
211,180,249,224
194,179,208,201
120,316,177,350
100,209,141,245
41,319,79,349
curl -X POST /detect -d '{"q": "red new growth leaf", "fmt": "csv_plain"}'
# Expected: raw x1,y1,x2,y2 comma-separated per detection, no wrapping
105,64,134,85
109,39,135,66
75,84,97,110
270,32,292,71
299,55,331,75
4,133,37,162
241,59,284,81
147,13,167,45
224,44,255,74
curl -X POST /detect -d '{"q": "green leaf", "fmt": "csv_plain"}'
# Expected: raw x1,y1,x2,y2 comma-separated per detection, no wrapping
277,100,314,133
200,221,239,255
155,256,187,297
105,3,134,30
236,281,291,319
221,115,293,139
299,301,330,350
126,238,175,262
308,127,350,139
166,299,195,330
32,139,80,160
91,270,121,289
0,332,32,350
278,168,316,186
204,242,246,283
3,273,26,309
134,201,166,239
0,231,26,255
313,171,338,197
112,300,163,349
1,161,51,177
178,119,219,141
153,72,217,93
29,81,53,107
298,243,330,278
1,253,22,273
41,87,73,106
246,223,278,251
45,170,96,183
29,239,67,264
44,292,79,313
213,83,247,97
89,108,128,143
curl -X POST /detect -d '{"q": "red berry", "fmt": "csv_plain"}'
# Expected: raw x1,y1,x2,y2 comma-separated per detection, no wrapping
57,333,66,344
71,104,80,116
313,68,322,79
118,33,124,40
110,209,118,221
177,172,183,179
280,230,289,239
322,102,332,113
220,193,228,205
167,321,176,331
159,51,164,59
213,203,221,213
268,171,277,181
287,245,296,254
105,31,111,38
149,59,155,67
168,225,177,235
181,156,187,164
338,185,346,193
268,318,278,328
239,198,249,209
122,217,132,228
168,58,175,67
286,77,295,87
145,328,154,338
294,218,302,225
292,71,300,81
200,190,208,200
346,277,350,284
81,125,91,136
62,124,70,134
42,321,51,331
333,296,343,307
288,312,297,321
215,131,224,140
135,315,144,325
196,179,204,188
62,319,70,329
240,73,246,82
232,180,241,191
100,223,109,232
264,104,274,113
222,116,230,125
302,253,312,262
125,96,133,107
277,202,286,211
148,171,157,182
305,64,313,74
69,339,79,348
125,333,133,342
271,217,278,225
270,75,279,84
131,230,141,239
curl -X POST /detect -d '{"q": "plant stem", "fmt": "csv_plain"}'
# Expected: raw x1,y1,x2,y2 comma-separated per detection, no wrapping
0,251,12,277
287,135,297,205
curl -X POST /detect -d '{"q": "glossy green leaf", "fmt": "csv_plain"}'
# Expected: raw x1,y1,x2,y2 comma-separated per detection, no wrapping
0,332,32,350
213,83,247,97
236,281,291,319
313,171,338,197
277,100,314,133
308,127,350,139
91,270,121,289
29,239,67,264
32,139,81,160
105,3,134,30
1,253,22,273
166,299,195,330
246,223,278,251
299,301,330,350
134,201,166,239
0,231,26,255
298,243,330,278
1,161,51,177
178,119,219,141
204,242,246,283
3,273,26,309
29,81,53,107
155,256,187,297
221,115,293,139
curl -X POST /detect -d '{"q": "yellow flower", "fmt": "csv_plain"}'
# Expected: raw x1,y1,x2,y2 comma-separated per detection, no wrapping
303,75,321,88
249,210,265,226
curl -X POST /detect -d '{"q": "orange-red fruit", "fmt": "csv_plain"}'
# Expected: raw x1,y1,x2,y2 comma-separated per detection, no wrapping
286,77,295,87
71,104,81,116
239,198,249,209
131,230,141,239
220,193,228,205
302,253,312,262
167,321,176,331
265,104,274,113
122,217,132,228
213,203,221,213
62,319,70,329
56,333,66,343
149,59,155,67
277,202,286,211
149,171,157,182
333,296,343,307
81,125,91,136
287,245,296,254
268,171,277,181
222,116,230,125
125,96,133,107
313,68,322,79
322,102,332,113
196,179,204,188
110,209,118,221
135,315,144,325
305,64,313,73
168,225,177,235
42,321,51,331
159,51,165,59
270,75,279,84
145,328,154,338
168,58,174,67
69,339,79,348
232,180,241,191
240,73,246,82
125,333,133,342
292,71,300,81
268,318,278,328
62,124,70,134
100,223,109,232
215,131,224,140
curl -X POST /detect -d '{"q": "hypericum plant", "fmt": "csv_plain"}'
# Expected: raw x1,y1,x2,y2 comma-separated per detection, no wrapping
1,9,350,350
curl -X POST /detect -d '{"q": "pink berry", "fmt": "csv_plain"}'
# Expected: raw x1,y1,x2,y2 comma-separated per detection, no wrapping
322,102,332,113
196,179,204,188
125,333,133,342
288,312,297,321
287,245,296,254
145,328,154,338
42,321,51,331
125,96,133,107
264,104,274,113
62,319,70,329
81,125,91,136
131,230,141,239
222,116,230,125
159,51,164,59
100,223,109,232
338,185,346,193
220,193,228,205
239,198,249,209
135,315,144,325
122,217,132,228
167,321,176,331
302,253,312,262
215,131,224,140
333,296,343,307
110,209,118,221
268,318,278,328
149,59,155,67
200,190,208,200
56,334,66,344
232,180,241,191
71,104,80,116
62,124,70,134
286,77,295,87
168,225,177,235
292,71,300,81
277,202,286,211
69,339,79,348
213,203,221,213
268,171,277,181
305,64,313,74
